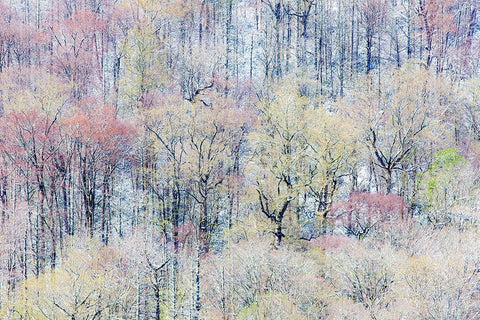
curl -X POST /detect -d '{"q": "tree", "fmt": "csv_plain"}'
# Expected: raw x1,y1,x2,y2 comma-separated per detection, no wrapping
48,10,106,100
415,0,457,71
418,148,477,227
398,231,480,319
359,0,388,73
251,83,312,245
4,238,137,319
325,244,398,318
330,192,407,239
0,68,70,274
117,0,169,112
343,63,447,194
201,233,328,319
251,78,356,245
65,96,136,240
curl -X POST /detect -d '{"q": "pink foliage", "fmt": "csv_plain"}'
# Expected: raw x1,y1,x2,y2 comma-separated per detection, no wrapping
311,234,355,252
173,221,196,251
65,96,138,167
49,10,106,96
0,108,63,182
330,192,407,239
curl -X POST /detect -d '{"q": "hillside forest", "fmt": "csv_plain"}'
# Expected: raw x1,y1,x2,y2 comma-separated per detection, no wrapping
0,0,479,319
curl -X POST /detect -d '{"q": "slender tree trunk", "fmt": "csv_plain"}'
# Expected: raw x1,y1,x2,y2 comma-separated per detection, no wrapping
193,244,201,320
225,0,233,93
366,27,373,73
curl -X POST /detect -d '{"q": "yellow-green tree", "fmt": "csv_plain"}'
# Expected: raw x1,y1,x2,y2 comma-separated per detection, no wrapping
3,238,136,319
418,148,479,227
118,0,170,113
251,78,357,245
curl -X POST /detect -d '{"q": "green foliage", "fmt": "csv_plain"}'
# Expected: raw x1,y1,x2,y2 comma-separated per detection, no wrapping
419,148,477,227
429,148,466,173
425,148,465,195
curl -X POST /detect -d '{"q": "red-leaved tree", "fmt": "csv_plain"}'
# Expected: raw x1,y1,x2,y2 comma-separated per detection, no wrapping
330,192,407,239
65,96,137,240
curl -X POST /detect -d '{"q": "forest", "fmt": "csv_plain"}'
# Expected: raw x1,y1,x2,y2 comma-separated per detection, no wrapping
0,0,478,319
